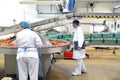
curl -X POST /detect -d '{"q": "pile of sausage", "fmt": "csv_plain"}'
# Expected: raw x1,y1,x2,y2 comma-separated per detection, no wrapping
49,39,69,47
0,36,16,46
0,37,69,47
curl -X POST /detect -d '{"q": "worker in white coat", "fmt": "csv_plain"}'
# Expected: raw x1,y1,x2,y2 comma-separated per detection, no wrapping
15,21,43,80
72,20,87,76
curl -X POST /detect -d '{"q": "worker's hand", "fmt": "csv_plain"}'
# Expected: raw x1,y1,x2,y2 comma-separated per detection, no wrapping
78,47,81,51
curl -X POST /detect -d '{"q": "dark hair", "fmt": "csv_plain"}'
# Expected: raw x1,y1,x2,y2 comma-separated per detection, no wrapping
72,20,80,26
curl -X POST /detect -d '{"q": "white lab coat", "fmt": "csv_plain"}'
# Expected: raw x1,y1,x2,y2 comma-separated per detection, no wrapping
73,27,85,60
16,29,43,60
15,29,43,80
72,27,87,74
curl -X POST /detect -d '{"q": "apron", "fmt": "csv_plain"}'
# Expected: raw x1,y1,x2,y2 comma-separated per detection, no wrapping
73,49,85,60
73,41,86,59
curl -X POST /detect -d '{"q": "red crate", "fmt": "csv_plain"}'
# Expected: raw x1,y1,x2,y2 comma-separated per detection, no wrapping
64,51,73,58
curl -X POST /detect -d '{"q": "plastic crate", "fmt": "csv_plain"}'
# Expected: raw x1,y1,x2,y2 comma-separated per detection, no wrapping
63,34,70,38
46,35,58,39
114,32,120,37
116,39,120,43
70,34,73,38
64,51,73,58
84,34,91,38
91,33,102,38
102,33,114,37
91,38,103,43
85,38,91,42
57,34,63,39
104,38,116,43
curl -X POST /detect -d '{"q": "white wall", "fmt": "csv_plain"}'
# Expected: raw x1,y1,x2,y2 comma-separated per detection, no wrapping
75,2,119,13
0,0,41,26
0,0,119,27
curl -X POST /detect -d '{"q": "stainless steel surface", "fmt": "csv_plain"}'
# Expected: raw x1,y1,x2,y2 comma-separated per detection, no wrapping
0,46,69,54
40,46,69,54
1,38,70,76
2,43,69,75
0,47,17,54
39,34,52,46
0,14,69,36
0,26,18,36
4,54,52,75
0,34,70,54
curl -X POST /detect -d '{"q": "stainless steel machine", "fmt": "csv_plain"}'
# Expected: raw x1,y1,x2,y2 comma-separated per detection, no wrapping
0,34,70,78
0,16,71,78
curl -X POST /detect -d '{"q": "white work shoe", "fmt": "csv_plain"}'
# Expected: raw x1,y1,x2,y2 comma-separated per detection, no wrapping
72,72,81,76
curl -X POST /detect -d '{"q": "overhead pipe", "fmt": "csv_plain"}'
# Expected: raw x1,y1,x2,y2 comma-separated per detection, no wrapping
20,1,63,5
0,13,120,36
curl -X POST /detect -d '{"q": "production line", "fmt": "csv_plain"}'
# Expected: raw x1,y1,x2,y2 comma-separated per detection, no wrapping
0,12,120,80
45,32,120,55
0,26,70,79
0,40,69,76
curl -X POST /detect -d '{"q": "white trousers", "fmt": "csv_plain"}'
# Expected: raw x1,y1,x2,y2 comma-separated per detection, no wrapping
75,59,86,74
17,57,39,80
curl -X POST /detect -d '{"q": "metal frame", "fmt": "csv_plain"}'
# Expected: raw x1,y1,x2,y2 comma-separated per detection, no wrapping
0,13,120,36
20,1,63,5
75,0,120,3
113,4,120,13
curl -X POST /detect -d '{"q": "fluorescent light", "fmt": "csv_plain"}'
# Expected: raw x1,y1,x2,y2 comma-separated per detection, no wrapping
114,4,120,8
19,1,63,5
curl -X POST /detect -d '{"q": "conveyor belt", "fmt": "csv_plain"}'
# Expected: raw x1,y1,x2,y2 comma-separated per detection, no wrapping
0,13,120,36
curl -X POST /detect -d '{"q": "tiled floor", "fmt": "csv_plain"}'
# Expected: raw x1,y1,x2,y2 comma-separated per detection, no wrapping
0,49,120,80
45,58,120,80
45,49,120,80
